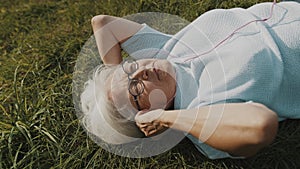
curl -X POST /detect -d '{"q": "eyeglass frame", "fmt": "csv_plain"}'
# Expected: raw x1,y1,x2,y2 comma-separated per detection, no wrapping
121,59,145,111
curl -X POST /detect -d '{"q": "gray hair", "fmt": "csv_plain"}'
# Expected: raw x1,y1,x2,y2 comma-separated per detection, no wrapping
80,64,144,144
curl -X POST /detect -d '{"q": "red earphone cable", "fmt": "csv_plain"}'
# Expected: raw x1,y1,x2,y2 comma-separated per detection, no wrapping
182,0,277,62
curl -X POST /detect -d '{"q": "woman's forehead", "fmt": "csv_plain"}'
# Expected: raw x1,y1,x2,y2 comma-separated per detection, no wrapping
109,66,138,114
110,66,128,88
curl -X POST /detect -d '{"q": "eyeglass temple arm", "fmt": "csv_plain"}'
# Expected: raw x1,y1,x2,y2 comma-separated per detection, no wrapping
133,96,141,111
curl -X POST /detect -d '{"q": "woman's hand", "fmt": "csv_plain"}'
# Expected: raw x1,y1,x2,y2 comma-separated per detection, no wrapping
135,109,169,136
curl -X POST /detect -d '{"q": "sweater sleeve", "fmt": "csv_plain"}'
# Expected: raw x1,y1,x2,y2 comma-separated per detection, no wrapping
121,23,172,60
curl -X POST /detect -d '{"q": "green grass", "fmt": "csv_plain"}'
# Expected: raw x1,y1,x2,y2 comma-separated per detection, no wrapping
1,0,300,168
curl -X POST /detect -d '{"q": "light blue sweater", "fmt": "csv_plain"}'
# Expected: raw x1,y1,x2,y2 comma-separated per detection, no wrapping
121,2,300,159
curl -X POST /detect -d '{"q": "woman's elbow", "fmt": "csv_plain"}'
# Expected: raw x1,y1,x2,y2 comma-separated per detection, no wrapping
91,15,113,28
254,105,278,146
245,106,278,157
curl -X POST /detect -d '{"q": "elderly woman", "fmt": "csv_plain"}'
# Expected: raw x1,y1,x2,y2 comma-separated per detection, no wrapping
80,1,300,159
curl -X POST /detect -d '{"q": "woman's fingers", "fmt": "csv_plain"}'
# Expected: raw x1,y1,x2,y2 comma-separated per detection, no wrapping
142,126,157,136
137,122,156,131
136,121,166,136
136,123,148,128
147,129,157,136
135,109,168,136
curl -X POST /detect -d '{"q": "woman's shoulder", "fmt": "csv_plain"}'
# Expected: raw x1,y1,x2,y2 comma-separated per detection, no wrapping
193,6,255,24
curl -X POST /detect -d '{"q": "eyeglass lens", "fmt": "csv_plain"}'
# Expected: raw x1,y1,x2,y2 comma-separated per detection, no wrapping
122,59,139,75
128,79,144,96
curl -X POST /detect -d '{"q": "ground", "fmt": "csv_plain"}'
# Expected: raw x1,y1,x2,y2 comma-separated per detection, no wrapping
0,0,300,168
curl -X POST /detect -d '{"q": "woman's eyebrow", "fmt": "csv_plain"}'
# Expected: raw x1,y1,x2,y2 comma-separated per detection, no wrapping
132,69,146,80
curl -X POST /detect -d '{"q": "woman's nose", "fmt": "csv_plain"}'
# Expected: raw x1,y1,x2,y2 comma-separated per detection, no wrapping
131,66,145,79
133,62,155,79
133,67,149,80
141,70,148,80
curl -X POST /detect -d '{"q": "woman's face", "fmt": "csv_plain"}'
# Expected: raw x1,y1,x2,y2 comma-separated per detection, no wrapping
128,59,176,111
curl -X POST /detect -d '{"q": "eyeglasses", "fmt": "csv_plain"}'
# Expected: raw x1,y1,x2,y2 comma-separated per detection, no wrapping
122,59,145,111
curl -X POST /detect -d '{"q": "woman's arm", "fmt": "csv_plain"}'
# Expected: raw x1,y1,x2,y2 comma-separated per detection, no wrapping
135,102,278,157
91,15,143,65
